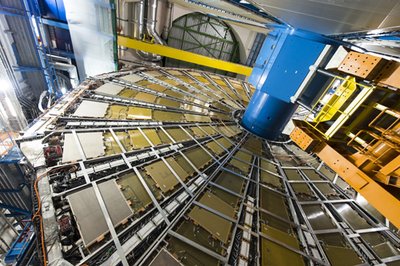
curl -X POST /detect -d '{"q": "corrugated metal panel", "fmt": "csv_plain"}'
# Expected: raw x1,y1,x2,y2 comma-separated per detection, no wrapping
1,0,48,98
252,0,400,34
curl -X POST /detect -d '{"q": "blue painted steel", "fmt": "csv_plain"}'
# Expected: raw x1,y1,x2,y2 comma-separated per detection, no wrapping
249,30,287,88
41,0,67,21
39,3,74,61
241,90,297,139
4,222,35,265
0,8,25,18
0,146,32,217
24,0,60,95
242,27,332,139
249,28,326,103
13,66,43,72
0,202,31,216
41,17,69,30
379,35,400,41
333,29,400,40
0,146,23,164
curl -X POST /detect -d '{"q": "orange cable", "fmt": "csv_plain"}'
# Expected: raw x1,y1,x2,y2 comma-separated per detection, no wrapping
33,165,78,266
33,171,48,266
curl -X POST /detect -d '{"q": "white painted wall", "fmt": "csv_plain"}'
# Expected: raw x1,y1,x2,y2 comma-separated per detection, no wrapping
228,23,257,64
169,2,193,21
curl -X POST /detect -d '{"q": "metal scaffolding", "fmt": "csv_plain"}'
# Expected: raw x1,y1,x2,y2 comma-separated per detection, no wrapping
17,66,400,266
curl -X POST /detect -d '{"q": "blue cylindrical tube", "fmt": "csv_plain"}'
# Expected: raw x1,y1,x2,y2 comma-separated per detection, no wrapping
241,90,297,140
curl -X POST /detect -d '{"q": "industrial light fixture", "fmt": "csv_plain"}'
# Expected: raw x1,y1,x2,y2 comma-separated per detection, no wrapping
0,79,10,91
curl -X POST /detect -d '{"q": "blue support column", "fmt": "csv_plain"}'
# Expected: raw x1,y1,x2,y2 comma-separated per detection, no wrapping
22,0,60,95
241,27,330,139
241,90,297,139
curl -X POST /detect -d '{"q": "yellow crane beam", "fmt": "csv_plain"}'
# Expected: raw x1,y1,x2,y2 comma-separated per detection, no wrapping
118,36,253,76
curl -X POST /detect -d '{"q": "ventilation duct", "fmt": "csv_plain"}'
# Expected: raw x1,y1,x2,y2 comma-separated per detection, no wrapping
133,0,163,61
146,0,165,46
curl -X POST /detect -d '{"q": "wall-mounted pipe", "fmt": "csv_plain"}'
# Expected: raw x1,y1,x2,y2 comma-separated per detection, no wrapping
119,0,164,61
52,62,79,88
134,0,161,61
47,54,72,64
46,54,79,90
134,0,145,40
161,1,173,40
121,0,130,36
146,0,165,46
38,90,47,113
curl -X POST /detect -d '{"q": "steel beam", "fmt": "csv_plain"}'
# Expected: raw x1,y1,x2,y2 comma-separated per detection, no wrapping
41,18,69,30
291,124,400,229
0,203,30,216
320,143,400,228
117,36,252,76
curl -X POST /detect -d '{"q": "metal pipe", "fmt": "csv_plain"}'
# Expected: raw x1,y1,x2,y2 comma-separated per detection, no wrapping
46,54,72,64
134,0,145,39
38,91,47,113
296,100,316,114
374,103,400,119
52,62,79,88
118,0,135,39
134,1,146,45
347,132,368,148
316,68,340,78
134,0,161,61
121,0,130,36
161,1,173,40
146,0,165,45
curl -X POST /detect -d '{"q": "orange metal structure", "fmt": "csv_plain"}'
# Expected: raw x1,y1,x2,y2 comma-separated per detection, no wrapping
290,121,400,229
290,50,400,229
